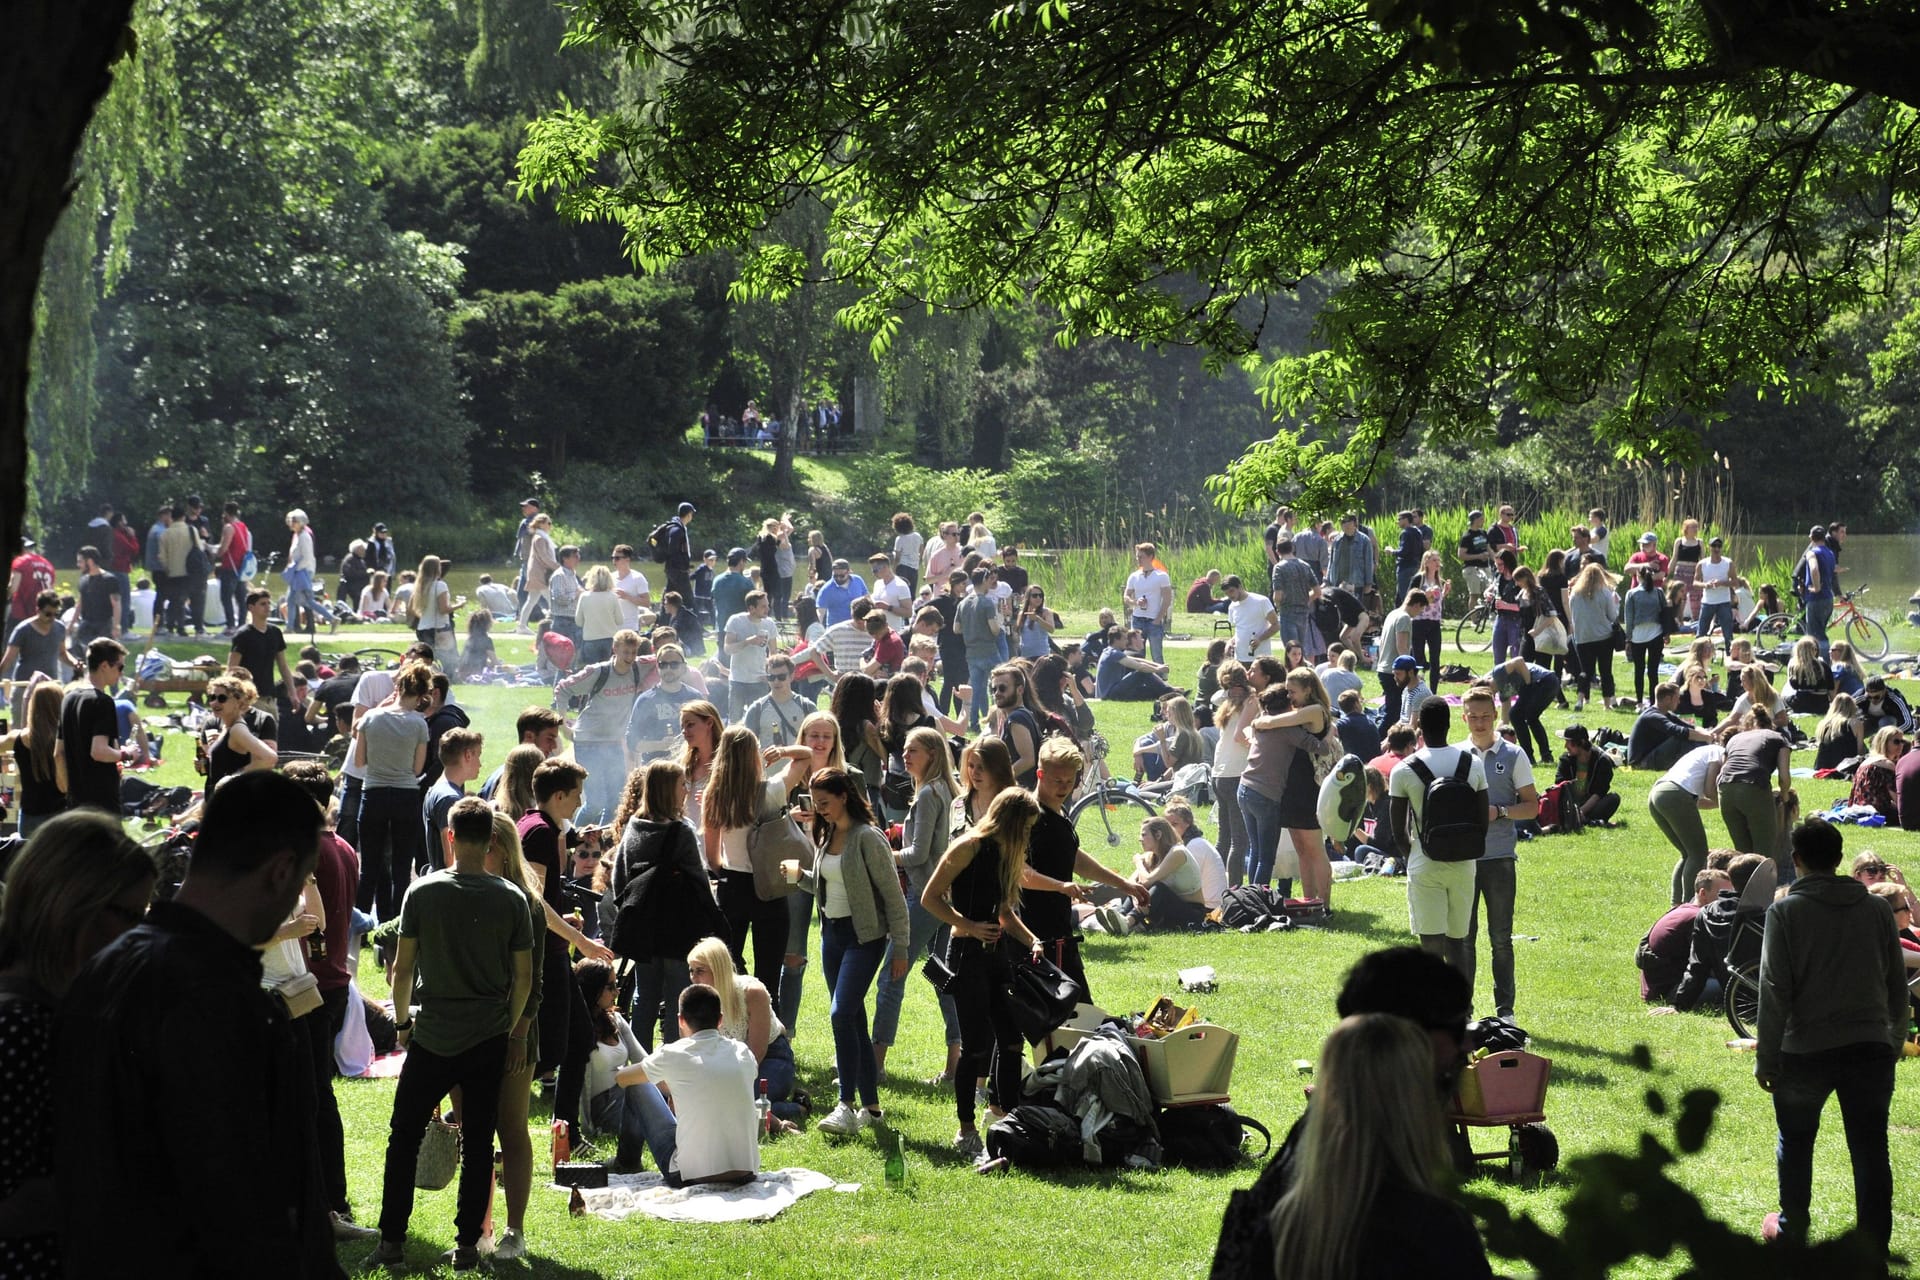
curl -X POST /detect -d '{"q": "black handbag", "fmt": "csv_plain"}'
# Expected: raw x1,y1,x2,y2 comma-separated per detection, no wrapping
998,940,1080,1044
921,948,959,993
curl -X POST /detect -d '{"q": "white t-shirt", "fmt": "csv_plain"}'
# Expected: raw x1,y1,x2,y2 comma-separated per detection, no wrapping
1211,698,1254,775
871,575,913,633
1660,743,1726,796
1185,835,1228,909
638,1029,760,1182
1227,591,1277,661
614,567,652,631
1697,557,1733,605
725,613,780,682
477,582,518,616
1388,745,1488,868
1125,568,1173,621
341,669,398,781
892,532,924,575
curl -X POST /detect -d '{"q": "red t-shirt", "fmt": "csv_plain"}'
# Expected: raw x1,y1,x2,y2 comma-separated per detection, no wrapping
9,552,54,622
869,628,906,675
307,832,359,991
109,526,139,575
1185,578,1216,612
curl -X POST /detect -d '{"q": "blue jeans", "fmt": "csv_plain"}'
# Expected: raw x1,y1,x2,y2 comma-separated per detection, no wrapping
872,898,961,1048
578,637,613,665
1133,616,1166,664
587,1080,679,1182
1492,613,1523,664
779,890,813,1034
1236,782,1293,896
1278,613,1311,651
1695,600,1737,649
1771,1043,1895,1251
574,740,629,827
1803,595,1834,660
217,567,244,629
629,956,689,1052
819,915,888,1107
966,657,997,732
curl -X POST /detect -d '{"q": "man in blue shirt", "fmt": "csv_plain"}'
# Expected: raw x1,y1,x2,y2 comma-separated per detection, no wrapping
1798,525,1839,661
814,558,868,627
710,549,754,635
1094,627,1180,702
1395,510,1424,608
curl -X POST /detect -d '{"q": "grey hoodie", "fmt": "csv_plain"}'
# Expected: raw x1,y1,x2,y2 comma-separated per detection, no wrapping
1755,872,1909,1077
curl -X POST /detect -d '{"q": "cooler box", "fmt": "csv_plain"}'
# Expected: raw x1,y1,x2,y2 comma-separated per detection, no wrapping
1032,1003,1109,1066
1453,1050,1551,1119
1127,1023,1238,1105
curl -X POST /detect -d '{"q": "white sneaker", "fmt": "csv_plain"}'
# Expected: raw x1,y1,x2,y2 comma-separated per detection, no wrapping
816,1101,864,1136
491,1228,526,1261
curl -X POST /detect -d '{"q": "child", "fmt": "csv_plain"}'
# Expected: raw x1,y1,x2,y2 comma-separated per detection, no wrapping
458,611,498,682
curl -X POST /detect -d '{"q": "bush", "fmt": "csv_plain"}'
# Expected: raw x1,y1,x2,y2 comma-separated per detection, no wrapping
842,458,1007,547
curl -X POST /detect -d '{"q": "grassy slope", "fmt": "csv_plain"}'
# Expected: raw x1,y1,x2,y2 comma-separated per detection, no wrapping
115,629,1920,1278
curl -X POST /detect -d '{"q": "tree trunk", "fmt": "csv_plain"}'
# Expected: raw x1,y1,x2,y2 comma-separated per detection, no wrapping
4,0,139,554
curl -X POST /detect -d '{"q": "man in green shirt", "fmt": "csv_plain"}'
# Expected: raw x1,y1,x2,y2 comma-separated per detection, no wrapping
372,797,533,1272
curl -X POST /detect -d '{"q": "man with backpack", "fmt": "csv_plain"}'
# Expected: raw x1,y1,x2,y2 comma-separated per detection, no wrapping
651,503,696,603
1389,695,1490,972
1462,688,1540,1020
1795,524,1839,661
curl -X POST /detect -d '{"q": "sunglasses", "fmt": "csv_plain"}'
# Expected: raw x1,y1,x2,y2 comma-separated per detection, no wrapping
767,672,792,682
658,661,685,671
208,694,230,704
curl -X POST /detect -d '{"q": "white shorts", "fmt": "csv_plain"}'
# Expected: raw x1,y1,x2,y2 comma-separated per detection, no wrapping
1407,857,1477,938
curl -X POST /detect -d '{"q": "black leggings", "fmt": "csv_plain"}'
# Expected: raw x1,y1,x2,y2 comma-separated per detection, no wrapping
719,868,791,996
1626,640,1662,703
358,785,427,923
949,937,1022,1127
538,948,594,1139
1574,640,1615,701
1411,618,1443,690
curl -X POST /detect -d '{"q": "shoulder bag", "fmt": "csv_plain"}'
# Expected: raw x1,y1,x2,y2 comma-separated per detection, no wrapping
746,780,814,901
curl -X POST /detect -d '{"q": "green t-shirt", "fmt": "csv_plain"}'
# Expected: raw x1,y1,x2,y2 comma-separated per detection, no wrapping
399,869,534,1056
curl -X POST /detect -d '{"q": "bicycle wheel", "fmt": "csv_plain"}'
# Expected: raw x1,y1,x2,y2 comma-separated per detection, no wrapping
1068,787,1159,872
1454,606,1494,654
1754,613,1795,644
353,646,407,667
1725,960,1762,1040
1845,612,1891,661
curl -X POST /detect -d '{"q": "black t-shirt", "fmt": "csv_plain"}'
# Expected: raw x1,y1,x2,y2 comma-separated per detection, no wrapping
243,705,279,743
1538,570,1568,620
952,836,1008,923
314,670,362,716
997,564,1030,596
1325,587,1363,626
932,593,965,666
1000,707,1042,787
59,684,120,811
1022,806,1079,942
77,573,116,629
230,625,287,701
1457,529,1491,563
519,810,572,964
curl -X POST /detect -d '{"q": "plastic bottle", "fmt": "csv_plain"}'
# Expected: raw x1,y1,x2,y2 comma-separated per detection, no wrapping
884,1132,907,1190
756,1078,772,1140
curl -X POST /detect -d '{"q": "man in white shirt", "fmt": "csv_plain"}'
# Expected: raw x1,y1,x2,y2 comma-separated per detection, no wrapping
1122,541,1174,664
611,984,759,1187
474,575,518,618
610,544,652,632
723,590,782,723
865,553,913,634
1222,574,1278,663
1389,695,1490,972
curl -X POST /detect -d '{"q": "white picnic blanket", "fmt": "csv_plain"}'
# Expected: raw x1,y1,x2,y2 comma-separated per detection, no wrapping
558,1167,857,1223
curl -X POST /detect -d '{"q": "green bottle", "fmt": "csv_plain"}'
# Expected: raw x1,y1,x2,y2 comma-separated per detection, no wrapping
884,1132,907,1190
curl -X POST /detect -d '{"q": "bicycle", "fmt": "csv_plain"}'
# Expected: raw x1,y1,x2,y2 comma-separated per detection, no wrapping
1756,583,1889,661
1065,732,1159,863
1454,598,1495,654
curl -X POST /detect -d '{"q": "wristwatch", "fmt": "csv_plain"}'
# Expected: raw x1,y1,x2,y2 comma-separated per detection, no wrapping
393,1018,413,1031
1495,806,1508,821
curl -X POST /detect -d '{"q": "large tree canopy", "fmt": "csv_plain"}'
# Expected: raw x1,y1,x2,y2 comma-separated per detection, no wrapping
519,0,1920,512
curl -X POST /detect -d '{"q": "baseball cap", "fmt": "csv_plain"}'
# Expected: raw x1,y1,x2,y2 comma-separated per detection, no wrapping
678,502,697,516
1638,531,1657,545
727,547,748,564
520,496,540,508
20,536,35,549
1708,535,1723,547
373,522,388,533
1561,724,1591,749
1392,655,1419,672
1809,524,1827,541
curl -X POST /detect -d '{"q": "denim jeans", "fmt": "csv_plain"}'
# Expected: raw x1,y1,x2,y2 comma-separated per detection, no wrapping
358,786,427,924
338,774,365,868
587,1079,679,1181
578,637,613,665
1803,595,1834,661
1695,600,1737,649
872,897,961,1048
574,740,629,827
1278,613,1311,651
1492,613,1523,664
629,956,690,1052
819,915,888,1107
1771,1043,1896,1251
1237,782,1294,895
728,680,770,725
1377,671,1403,729
966,657,997,732
1133,616,1166,664
217,567,244,629
283,569,335,630
379,1034,507,1248
1465,856,1517,1017
778,890,813,1034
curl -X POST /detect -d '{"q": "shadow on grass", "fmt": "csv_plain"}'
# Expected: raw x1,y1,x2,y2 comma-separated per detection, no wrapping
1529,1033,1658,1071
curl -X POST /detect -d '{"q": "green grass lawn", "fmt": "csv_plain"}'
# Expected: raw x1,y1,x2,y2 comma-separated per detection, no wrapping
112,628,1920,1277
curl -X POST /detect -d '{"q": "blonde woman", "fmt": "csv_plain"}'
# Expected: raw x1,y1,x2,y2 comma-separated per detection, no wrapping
516,513,558,634
1243,667,1335,904
1132,694,1205,786
805,529,832,585
1566,561,1620,710
1270,1014,1491,1279
1783,635,1835,715
575,565,624,664
201,673,277,791
482,809,544,1262
1847,724,1906,821
1829,639,1868,698
1412,549,1447,690
677,698,723,826
1730,663,1783,726
685,936,800,1120
955,735,1017,827
1674,636,1733,728
1813,693,1867,772
872,725,962,1080
919,787,1043,1156
496,743,546,822
1115,816,1207,931
405,554,456,659
358,569,390,619
1211,662,1258,886
703,725,813,995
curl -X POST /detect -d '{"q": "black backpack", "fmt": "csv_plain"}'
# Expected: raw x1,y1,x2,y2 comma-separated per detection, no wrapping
1217,884,1289,931
1407,753,1487,862
1156,1105,1271,1169
645,521,676,563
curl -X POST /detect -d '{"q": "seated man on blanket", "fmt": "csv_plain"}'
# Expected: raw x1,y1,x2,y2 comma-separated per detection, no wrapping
611,983,761,1187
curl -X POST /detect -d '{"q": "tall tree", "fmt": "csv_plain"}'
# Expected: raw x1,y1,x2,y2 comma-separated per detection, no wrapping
519,0,1920,513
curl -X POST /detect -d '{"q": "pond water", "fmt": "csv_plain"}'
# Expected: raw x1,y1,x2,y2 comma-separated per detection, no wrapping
1743,533,1920,611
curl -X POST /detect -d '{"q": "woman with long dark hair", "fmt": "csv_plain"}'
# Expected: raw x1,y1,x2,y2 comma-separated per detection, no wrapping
831,672,887,803
807,768,910,1136
872,726,963,1082
5,682,66,836
918,787,1044,1159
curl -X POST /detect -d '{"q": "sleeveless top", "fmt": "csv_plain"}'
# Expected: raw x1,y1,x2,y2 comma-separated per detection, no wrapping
720,975,788,1046
950,835,1008,924
207,728,251,792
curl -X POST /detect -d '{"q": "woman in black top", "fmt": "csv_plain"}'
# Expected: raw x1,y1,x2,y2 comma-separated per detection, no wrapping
5,683,66,837
919,787,1045,1160
1812,693,1865,772
201,674,276,792
657,591,705,657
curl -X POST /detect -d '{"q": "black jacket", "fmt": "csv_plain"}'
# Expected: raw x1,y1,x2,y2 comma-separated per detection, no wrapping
1554,749,1615,799
609,817,726,958
1671,889,1761,1011
57,902,342,1278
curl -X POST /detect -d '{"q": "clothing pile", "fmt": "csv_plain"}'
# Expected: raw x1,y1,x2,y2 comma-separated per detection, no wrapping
986,1029,1162,1170
1819,802,1888,827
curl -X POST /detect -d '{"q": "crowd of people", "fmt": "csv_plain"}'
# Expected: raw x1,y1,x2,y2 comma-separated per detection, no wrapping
1,491,1915,1277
